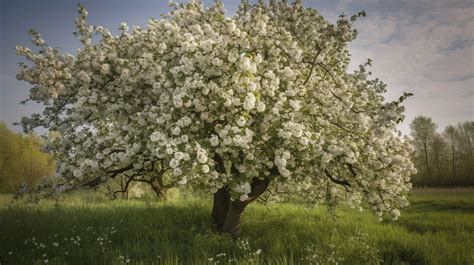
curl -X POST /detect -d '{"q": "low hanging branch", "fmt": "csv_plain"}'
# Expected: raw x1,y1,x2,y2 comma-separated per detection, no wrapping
83,164,134,187
324,169,350,192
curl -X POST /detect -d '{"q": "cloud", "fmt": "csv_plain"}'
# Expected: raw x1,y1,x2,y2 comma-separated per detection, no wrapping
334,0,474,133
427,44,474,82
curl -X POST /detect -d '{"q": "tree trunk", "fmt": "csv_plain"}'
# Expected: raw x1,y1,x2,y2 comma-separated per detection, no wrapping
445,132,459,182
211,177,270,237
423,140,431,177
120,176,129,200
150,178,168,201
212,187,230,230
433,147,441,185
221,201,246,236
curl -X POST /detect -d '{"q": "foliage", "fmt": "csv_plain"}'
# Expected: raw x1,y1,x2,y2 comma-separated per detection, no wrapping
0,188,473,264
410,116,473,186
15,0,414,221
0,123,55,193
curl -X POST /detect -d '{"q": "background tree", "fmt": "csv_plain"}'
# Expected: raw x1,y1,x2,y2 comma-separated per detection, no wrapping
444,125,459,181
430,133,447,184
15,1,415,236
457,122,474,181
0,123,55,193
410,116,436,178
409,117,473,187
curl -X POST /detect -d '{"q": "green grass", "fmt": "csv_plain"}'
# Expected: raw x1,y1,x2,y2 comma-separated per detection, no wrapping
0,188,473,265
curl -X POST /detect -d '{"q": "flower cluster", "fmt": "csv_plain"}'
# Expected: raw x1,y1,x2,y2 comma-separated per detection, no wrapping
16,0,415,219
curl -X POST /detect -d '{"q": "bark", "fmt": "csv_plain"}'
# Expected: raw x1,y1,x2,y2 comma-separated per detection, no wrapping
211,177,270,237
467,134,473,179
212,187,230,230
120,176,129,200
221,201,246,236
450,136,457,180
433,146,441,184
423,140,431,177
150,178,168,201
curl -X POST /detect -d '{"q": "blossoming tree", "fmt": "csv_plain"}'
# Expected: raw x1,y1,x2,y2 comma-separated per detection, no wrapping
16,0,415,236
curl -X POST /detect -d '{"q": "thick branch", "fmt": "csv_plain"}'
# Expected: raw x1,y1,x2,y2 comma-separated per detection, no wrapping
83,163,134,187
344,163,371,195
346,163,357,177
104,149,126,156
324,169,350,192
213,153,226,174
107,164,135,177
245,177,271,204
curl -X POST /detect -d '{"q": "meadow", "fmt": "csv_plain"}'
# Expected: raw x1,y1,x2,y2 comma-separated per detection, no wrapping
0,188,473,265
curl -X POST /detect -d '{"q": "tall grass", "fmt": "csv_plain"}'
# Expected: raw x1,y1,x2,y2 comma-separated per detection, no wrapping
0,189,473,264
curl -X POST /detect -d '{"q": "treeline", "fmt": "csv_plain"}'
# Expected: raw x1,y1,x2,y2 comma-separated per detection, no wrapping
0,123,55,193
410,116,473,186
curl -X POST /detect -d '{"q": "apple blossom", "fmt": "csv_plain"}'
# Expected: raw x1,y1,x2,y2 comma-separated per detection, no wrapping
16,1,414,236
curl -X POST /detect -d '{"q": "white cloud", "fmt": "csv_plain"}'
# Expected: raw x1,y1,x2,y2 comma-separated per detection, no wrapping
427,44,474,81
338,0,474,134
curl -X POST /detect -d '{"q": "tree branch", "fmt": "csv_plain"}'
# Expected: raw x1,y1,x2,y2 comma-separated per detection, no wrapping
328,120,352,133
113,175,135,199
346,163,357,177
82,163,134,187
303,48,322,85
244,177,271,205
324,169,350,192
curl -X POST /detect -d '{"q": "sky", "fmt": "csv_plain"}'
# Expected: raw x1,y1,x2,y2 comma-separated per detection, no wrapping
0,0,473,136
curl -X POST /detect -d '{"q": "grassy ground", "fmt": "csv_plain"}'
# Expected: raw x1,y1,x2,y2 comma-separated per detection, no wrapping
0,188,473,265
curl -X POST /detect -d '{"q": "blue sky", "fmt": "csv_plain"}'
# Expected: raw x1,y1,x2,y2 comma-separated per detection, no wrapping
1,0,473,135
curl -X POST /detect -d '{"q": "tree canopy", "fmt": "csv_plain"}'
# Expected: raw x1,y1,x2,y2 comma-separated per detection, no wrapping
16,0,415,235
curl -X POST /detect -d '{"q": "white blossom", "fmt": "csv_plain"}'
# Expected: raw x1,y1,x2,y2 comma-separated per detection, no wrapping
201,164,210,173
210,135,219,146
100,64,110,75
243,93,256,111
16,1,414,220
77,71,90,83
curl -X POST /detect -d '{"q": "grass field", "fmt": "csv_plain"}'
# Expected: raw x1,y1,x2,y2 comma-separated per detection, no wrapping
0,188,473,265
